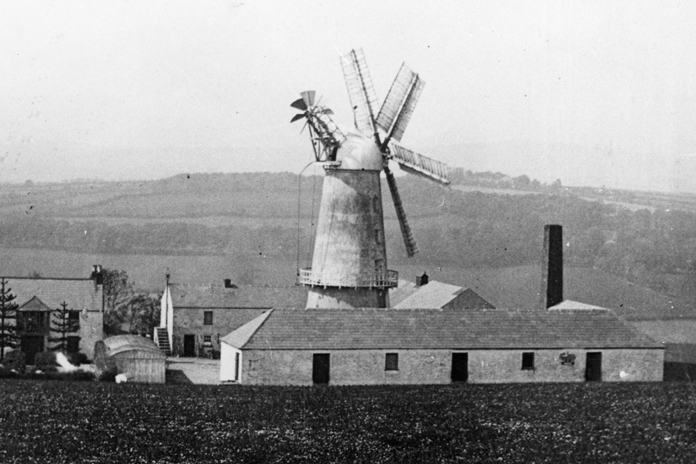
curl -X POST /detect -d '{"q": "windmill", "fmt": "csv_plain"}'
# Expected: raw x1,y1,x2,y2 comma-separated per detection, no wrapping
292,48,450,309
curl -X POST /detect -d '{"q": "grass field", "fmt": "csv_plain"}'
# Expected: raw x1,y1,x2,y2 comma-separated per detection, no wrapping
2,380,696,463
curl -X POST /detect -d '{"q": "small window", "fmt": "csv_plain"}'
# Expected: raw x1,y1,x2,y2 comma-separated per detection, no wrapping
68,311,80,332
203,335,212,346
522,352,535,370
204,311,213,325
385,353,399,371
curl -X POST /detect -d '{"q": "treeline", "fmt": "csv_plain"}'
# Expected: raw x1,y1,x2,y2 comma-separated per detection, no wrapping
390,178,696,298
448,168,561,192
0,218,299,258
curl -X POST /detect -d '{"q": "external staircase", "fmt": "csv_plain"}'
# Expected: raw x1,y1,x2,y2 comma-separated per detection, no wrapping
155,327,171,356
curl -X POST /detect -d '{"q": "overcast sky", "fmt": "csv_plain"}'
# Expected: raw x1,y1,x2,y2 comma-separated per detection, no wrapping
2,1,695,191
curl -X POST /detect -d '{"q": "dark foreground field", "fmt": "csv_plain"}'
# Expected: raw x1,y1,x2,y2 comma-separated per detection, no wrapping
2,382,696,463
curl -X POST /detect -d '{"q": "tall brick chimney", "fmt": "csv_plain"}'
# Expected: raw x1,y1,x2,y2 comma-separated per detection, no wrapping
540,224,563,309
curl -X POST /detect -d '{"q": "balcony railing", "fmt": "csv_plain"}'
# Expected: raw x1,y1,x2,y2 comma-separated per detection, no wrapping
298,268,398,289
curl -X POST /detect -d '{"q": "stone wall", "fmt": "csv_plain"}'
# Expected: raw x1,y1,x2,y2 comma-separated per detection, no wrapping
173,307,265,356
78,310,103,360
236,348,664,385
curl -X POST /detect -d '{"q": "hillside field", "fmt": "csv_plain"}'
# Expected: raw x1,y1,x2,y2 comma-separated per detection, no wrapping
1,380,695,463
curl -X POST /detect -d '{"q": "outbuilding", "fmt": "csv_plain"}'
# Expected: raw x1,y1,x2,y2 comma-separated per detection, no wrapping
101,335,166,383
220,308,664,385
156,281,307,357
389,279,495,310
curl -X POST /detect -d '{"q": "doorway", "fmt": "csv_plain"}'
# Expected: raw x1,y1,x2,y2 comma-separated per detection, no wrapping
183,334,196,357
451,352,468,382
585,352,602,381
21,335,44,365
313,353,330,384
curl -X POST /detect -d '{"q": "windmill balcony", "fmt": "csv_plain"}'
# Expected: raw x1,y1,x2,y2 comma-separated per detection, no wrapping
298,268,398,289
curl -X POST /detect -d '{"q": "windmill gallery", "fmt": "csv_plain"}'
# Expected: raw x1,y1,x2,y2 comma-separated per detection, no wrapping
155,49,664,386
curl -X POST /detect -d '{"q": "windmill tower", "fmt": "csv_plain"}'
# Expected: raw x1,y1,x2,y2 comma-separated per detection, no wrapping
292,49,449,309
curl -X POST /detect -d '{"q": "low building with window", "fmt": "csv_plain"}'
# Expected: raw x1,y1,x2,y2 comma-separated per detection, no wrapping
156,280,308,357
1,266,104,364
219,308,664,385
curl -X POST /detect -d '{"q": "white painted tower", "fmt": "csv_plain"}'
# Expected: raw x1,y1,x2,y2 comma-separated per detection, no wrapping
291,49,450,309
300,134,397,308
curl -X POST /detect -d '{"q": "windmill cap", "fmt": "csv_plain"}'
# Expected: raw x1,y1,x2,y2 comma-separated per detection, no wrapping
335,133,383,171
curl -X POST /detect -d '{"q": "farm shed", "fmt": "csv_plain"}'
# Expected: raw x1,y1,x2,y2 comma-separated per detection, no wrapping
156,280,307,357
389,278,495,310
102,335,166,383
220,308,664,385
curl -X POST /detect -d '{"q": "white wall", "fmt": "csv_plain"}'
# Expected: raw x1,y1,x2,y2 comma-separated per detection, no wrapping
220,342,241,382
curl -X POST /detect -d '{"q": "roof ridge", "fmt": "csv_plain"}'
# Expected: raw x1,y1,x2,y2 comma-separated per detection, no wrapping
171,282,302,289
220,309,274,348
243,309,275,348
0,276,93,281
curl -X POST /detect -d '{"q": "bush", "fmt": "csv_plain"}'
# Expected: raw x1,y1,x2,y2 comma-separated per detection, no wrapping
4,350,26,373
93,341,118,382
67,352,89,366
35,351,58,368
27,370,95,381
35,365,58,373
0,368,18,379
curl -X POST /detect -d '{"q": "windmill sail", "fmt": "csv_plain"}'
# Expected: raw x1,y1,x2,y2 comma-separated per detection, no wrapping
340,48,380,137
384,165,419,257
376,64,422,139
390,143,450,185
376,64,425,146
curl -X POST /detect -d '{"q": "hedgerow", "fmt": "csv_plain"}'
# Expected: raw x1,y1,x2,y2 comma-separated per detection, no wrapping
1,381,696,463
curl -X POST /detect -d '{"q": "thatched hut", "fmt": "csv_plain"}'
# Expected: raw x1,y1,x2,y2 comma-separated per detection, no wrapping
100,335,166,383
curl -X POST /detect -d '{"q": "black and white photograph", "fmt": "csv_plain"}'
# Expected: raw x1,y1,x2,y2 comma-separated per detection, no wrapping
1,1,696,462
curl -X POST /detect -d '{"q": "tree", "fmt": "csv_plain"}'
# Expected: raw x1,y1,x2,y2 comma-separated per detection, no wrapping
126,293,160,336
102,268,135,335
0,278,19,362
102,268,159,336
48,302,79,352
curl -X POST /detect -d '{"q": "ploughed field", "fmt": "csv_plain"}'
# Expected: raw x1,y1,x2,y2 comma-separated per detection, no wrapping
1,381,696,463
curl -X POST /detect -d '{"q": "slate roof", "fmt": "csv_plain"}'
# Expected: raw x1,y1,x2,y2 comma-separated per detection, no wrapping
222,308,664,350
169,283,307,308
390,280,494,309
1,276,103,312
390,280,461,308
549,300,609,311
220,310,272,347
18,296,52,312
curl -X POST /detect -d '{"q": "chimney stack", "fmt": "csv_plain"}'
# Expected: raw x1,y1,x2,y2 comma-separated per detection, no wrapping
91,264,104,286
541,225,563,309
416,272,429,287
